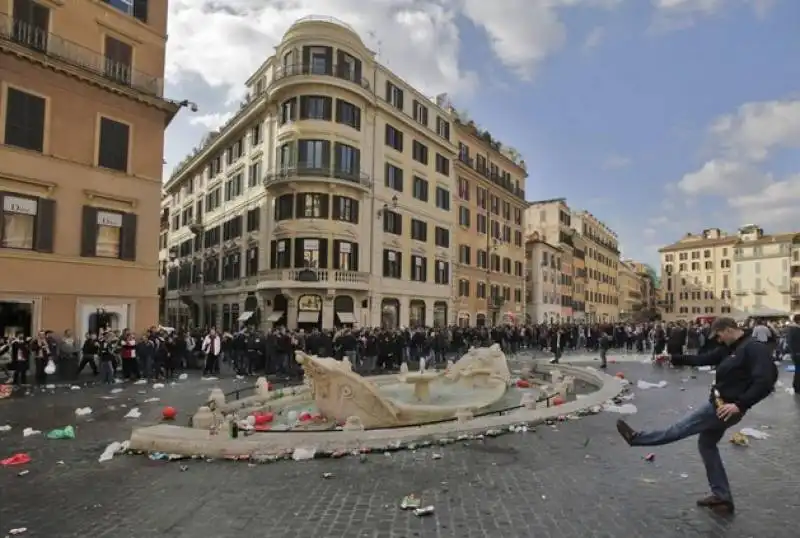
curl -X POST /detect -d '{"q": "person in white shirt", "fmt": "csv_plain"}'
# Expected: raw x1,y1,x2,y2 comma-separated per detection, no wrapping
202,329,221,376
751,320,771,344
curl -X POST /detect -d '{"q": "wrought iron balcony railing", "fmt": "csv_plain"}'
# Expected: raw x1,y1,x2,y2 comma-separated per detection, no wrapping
264,165,372,188
0,14,163,97
272,63,371,91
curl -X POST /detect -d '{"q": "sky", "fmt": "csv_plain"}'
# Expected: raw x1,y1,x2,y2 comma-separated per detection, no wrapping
161,0,800,268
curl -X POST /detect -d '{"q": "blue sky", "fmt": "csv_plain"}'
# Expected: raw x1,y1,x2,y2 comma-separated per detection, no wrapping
163,0,800,268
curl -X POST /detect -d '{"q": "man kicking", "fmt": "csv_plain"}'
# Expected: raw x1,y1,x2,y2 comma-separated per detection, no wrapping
615,317,776,515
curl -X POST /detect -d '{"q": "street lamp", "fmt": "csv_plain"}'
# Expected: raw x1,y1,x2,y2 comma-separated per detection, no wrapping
162,248,177,323
376,194,398,219
486,235,503,326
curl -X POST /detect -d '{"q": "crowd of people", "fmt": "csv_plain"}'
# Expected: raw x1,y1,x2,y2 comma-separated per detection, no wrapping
1,317,798,390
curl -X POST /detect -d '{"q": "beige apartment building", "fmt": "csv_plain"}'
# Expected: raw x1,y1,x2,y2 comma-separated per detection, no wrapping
0,0,180,337
731,225,796,316
572,210,620,322
452,121,526,327
525,236,562,323
618,260,642,317
659,228,737,321
162,16,463,331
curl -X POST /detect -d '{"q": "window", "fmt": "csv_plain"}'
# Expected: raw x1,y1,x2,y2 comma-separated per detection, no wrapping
222,251,241,280
435,260,449,285
97,117,130,172
303,45,332,75
1,193,54,252
458,279,470,297
436,117,450,140
297,139,330,170
248,161,261,188
104,35,133,85
245,246,259,276
296,193,329,219
224,173,243,201
280,98,296,124
428,227,450,254
412,100,428,126
332,196,358,223
386,82,404,110
458,206,470,227
335,100,361,130
251,123,262,145
274,194,293,220
333,240,359,271
435,154,449,176
383,249,402,278
477,250,487,269
383,210,402,235
385,124,404,151
385,163,404,191
222,216,242,241
412,141,428,165
458,178,470,200
334,143,360,177
336,50,361,82
205,187,221,212
12,0,50,52
103,0,149,23
411,255,427,282
458,245,471,264
4,87,46,152
246,207,260,232
81,206,137,261
412,176,429,202
410,219,428,242
435,187,450,210
270,239,291,269
299,95,332,120
294,238,328,269
476,214,487,234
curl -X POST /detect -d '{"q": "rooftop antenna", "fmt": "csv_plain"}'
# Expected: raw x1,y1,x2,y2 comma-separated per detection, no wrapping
367,31,383,62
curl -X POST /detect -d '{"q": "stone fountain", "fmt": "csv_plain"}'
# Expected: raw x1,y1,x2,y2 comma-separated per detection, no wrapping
294,344,511,429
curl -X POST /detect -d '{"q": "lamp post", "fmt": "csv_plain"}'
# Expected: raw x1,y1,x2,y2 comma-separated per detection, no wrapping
486,234,502,326
371,194,398,327
188,222,205,328
162,249,177,324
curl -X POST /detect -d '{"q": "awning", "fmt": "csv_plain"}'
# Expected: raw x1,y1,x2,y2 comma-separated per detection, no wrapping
336,311,356,324
238,311,254,323
266,311,284,322
297,311,320,323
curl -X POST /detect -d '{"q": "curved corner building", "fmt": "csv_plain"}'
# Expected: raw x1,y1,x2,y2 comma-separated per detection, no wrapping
161,16,528,331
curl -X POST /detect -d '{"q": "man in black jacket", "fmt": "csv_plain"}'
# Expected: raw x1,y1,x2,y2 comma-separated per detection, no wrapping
786,314,800,394
615,317,776,515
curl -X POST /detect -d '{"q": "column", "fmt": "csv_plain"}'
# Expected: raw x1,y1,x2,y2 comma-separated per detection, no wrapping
322,297,335,329
287,298,298,330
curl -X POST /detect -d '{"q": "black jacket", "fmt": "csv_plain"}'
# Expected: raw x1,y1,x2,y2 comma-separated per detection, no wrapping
671,335,775,412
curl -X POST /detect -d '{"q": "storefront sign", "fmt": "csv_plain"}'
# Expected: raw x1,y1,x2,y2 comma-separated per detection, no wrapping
97,211,123,227
298,294,322,311
3,196,37,216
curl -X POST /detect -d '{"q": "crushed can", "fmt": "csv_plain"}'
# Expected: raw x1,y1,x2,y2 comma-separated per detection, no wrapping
414,506,435,517
230,420,239,439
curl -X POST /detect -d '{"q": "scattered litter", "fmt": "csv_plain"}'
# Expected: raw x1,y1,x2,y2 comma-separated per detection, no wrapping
739,427,769,440
110,388,124,394
98,441,129,463
56,461,64,465
0,425,11,432
644,453,655,462
1,453,31,466
697,366,713,372
201,377,219,381
637,380,668,389
178,373,188,380
18,469,29,476
75,407,92,416
291,447,316,461
22,428,41,437
414,506,435,517
124,408,142,419
134,379,147,385
432,453,442,460
729,432,749,446
162,407,177,420
143,397,160,403
152,383,165,389
787,365,795,373
400,494,422,510
45,384,55,389
46,426,75,440
69,385,81,391
149,452,170,461
8,528,27,535
603,403,638,415
322,472,334,479
679,473,688,479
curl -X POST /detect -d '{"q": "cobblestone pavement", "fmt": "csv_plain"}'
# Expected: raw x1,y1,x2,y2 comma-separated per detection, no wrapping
2,362,798,538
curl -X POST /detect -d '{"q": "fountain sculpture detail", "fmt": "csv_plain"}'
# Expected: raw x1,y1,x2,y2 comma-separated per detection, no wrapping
294,344,511,429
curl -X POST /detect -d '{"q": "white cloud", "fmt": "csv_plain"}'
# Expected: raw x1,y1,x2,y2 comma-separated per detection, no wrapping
601,154,631,169
675,97,800,230
189,112,235,130
643,227,657,238
166,0,623,106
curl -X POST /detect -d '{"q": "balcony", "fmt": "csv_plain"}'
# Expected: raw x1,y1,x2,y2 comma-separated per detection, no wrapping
734,289,748,296
0,14,163,97
264,165,371,191
257,269,370,290
456,154,525,200
752,288,767,295
270,63,371,94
